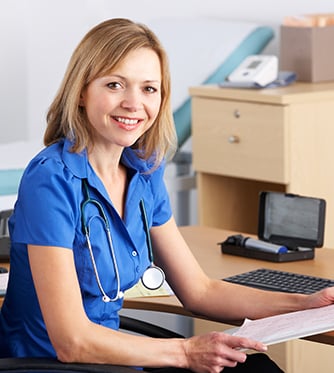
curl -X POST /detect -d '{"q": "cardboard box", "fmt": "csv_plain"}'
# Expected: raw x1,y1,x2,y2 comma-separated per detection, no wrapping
280,25,334,82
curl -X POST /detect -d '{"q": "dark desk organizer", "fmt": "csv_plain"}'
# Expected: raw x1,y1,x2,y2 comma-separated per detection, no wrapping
220,191,326,262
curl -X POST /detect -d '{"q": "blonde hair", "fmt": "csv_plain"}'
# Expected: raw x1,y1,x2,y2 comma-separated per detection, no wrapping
44,18,177,167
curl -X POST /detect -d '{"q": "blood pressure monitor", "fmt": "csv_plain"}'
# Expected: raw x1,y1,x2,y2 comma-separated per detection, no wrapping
227,55,278,87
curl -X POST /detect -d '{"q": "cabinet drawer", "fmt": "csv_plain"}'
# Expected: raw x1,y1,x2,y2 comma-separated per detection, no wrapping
192,97,289,183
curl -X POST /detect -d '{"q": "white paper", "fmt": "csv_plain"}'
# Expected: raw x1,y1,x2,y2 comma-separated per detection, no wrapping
0,272,8,296
231,304,334,345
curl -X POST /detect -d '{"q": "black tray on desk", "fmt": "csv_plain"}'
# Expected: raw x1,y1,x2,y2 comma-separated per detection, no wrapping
220,191,325,263
220,240,314,262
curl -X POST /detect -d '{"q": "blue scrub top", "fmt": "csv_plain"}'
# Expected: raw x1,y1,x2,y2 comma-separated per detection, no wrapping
0,138,172,357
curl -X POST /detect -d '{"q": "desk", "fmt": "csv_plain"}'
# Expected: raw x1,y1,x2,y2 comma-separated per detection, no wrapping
2,225,334,342
2,226,334,372
126,225,334,373
124,225,334,345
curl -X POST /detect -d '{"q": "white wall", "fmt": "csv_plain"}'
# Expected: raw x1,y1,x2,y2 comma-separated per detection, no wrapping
1,0,333,144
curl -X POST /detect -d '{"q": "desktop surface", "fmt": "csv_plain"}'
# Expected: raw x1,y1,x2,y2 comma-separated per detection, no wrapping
2,225,334,345
125,226,334,315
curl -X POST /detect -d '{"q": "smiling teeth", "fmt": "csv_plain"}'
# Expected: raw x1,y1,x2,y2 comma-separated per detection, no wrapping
116,117,139,125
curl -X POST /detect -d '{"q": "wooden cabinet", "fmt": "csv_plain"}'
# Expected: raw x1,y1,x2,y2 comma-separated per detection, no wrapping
190,83,334,373
190,83,334,248
192,98,288,183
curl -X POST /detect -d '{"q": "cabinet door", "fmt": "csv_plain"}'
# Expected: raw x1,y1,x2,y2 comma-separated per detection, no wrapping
192,97,289,184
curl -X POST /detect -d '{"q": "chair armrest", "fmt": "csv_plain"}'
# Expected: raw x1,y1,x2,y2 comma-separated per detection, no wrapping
0,317,184,371
120,315,184,339
0,357,140,372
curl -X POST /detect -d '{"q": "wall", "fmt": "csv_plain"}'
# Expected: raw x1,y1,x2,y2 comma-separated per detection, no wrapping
1,0,333,144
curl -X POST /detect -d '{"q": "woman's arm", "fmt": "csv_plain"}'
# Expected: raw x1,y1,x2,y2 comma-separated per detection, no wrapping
150,217,334,322
28,244,266,372
28,244,184,366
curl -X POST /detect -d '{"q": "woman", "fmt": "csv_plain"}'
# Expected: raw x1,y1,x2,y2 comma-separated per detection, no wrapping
1,18,333,372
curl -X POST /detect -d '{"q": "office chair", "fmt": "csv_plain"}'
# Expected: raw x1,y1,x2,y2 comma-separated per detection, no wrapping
0,358,138,372
0,301,184,372
0,210,12,262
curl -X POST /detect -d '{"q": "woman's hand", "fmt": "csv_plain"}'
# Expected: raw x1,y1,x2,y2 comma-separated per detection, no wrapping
183,331,267,373
304,286,334,309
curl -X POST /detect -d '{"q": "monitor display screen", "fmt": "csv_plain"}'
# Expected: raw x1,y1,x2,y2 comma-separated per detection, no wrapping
259,192,326,248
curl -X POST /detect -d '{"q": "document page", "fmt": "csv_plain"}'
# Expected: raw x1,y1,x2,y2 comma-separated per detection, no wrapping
231,304,334,345
0,272,8,296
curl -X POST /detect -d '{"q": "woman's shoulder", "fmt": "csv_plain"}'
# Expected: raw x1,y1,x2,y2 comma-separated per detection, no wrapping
28,140,64,165
23,142,63,180
16,139,84,217
25,139,87,181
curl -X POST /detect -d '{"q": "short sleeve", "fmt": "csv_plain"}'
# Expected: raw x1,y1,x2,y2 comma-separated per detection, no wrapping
10,156,81,249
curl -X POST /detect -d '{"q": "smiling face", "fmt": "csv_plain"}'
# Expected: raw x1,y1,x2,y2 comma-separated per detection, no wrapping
81,47,162,151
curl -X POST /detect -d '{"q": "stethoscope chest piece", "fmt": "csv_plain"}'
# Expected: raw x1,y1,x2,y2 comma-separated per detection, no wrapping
141,265,165,290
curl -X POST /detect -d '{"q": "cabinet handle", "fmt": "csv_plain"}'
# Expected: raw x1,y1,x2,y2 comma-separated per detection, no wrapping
228,135,240,144
234,109,240,118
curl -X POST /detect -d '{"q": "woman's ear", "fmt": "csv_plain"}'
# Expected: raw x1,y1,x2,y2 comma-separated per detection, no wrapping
79,95,85,107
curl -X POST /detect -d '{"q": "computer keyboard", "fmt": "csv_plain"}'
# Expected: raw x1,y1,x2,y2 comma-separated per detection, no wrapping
223,268,334,294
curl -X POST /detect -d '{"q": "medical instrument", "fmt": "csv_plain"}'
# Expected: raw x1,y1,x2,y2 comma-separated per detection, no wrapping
81,180,165,303
139,199,165,290
227,55,278,87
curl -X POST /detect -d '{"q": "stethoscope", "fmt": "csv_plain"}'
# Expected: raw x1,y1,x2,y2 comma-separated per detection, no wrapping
81,179,165,302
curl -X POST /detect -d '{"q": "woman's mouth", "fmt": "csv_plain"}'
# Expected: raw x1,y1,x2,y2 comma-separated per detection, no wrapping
113,116,141,130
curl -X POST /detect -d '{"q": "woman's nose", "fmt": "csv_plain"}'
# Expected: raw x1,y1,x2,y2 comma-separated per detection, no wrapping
120,90,143,112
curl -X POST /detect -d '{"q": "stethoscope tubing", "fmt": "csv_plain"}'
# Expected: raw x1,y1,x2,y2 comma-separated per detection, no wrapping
139,199,154,263
81,179,165,302
85,224,122,302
